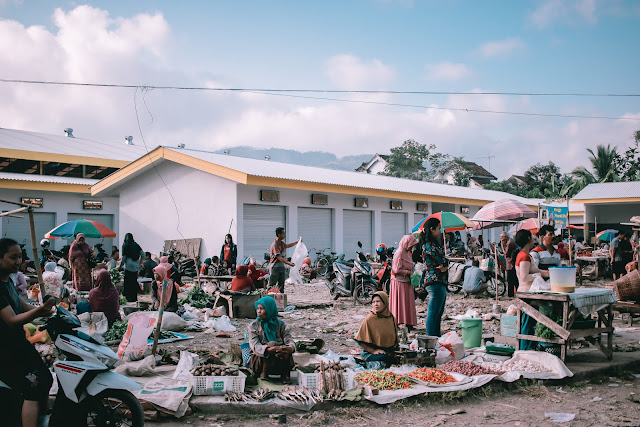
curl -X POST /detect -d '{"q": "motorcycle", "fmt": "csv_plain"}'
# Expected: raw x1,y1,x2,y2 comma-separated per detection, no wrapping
325,242,379,304
0,303,144,427
445,259,506,297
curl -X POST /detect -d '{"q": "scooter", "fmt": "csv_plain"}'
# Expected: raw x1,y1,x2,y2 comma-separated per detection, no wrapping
0,303,144,427
325,242,379,304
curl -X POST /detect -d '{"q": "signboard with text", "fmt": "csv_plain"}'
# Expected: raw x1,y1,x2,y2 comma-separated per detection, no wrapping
546,206,568,229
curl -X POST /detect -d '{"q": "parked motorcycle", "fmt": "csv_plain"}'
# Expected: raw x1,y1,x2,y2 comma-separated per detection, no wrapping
325,241,379,304
0,302,144,426
446,259,506,297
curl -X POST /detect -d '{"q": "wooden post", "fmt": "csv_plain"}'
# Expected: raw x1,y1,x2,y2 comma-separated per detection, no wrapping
567,197,572,267
151,281,167,355
27,207,46,298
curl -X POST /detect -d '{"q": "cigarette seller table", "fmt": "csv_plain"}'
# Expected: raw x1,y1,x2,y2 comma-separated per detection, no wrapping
515,288,617,361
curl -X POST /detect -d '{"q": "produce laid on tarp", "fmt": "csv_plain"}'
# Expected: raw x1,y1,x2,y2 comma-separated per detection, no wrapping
354,370,413,391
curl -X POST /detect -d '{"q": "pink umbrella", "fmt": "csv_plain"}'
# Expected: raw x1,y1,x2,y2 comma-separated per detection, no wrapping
508,218,540,235
472,198,537,222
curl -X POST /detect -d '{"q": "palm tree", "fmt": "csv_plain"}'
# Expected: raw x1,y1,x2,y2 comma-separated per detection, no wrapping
571,144,619,192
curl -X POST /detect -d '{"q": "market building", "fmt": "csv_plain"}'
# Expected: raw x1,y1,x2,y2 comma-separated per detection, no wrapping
91,146,538,261
573,181,640,243
0,127,147,250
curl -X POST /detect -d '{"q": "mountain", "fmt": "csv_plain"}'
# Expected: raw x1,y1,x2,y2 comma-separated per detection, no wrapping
212,146,375,171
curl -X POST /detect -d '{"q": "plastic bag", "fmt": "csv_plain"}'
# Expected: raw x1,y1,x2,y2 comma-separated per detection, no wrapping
76,312,108,337
529,274,550,292
213,315,236,332
438,331,465,360
114,354,156,377
287,239,308,284
173,350,199,381
117,313,156,361
435,346,453,365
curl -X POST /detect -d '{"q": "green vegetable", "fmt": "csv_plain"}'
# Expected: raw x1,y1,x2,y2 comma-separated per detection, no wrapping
179,287,215,309
535,315,562,340
103,319,128,341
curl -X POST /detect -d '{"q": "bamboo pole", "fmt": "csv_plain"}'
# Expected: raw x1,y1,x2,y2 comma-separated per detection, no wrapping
567,197,572,266
151,281,167,355
27,207,46,298
0,206,28,217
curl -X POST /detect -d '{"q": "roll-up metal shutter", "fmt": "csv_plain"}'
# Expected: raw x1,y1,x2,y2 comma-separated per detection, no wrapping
343,210,372,260
381,212,407,248
298,208,332,260
2,212,56,252
243,204,286,262
67,213,115,251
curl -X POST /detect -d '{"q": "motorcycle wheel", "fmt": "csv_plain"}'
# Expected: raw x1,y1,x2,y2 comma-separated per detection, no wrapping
447,283,462,294
85,389,145,427
316,258,330,277
486,276,507,297
353,281,377,305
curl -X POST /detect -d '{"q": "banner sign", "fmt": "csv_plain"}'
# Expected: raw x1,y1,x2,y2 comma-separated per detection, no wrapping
546,206,568,229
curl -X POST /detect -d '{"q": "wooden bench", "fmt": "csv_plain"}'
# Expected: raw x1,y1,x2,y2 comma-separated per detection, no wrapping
612,301,640,326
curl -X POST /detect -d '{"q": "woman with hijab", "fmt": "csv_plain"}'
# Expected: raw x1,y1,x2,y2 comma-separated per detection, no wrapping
354,291,399,368
421,218,448,337
121,233,144,302
230,265,255,293
220,234,238,272
152,265,179,312
69,233,93,292
248,296,295,383
89,269,121,327
247,264,268,288
389,235,419,330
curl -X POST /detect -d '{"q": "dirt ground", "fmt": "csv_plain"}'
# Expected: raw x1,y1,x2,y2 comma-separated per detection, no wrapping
133,279,640,426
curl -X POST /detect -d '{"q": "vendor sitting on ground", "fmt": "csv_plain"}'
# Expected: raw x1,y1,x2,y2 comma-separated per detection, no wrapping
248,297,295,384
89,269,121,327
300,257,316,280
462,259,488,296
248,263,268,288
152,265,179,312
354,291,399,368
229,265,255,293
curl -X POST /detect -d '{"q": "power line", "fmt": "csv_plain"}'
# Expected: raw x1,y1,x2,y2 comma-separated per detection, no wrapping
1,78,639,121
0,78,638,97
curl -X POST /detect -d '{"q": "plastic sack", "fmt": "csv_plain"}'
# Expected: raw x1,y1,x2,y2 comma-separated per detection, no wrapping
173,350,200,381
213,315,236,332
117,313,157,361
435,346,453,365
287,239,308,284
448,263,466,284
529,274,550,292
76,312,108,337
438,331,465,360
114,354,156,377
127,311,187,331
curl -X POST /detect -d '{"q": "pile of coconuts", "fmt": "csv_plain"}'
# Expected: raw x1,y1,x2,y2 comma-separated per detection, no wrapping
190,363,239,377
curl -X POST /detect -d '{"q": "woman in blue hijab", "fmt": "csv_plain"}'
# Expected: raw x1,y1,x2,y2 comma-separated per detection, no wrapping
248,296,295,383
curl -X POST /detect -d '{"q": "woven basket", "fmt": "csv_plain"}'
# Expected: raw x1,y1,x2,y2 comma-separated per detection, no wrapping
612,269,640,302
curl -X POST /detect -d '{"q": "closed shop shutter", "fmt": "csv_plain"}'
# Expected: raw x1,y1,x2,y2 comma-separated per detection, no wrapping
381,212,407,248
343,210,372,260
243,204,286,262
2,212,56,251
67,213,115,252
298,208,332,259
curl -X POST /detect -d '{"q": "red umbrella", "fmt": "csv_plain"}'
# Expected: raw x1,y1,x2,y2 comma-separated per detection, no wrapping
472,198,536,222
508,218,540,235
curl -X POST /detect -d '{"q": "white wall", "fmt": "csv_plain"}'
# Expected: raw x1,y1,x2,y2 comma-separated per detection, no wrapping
585,202,640,224
117,161,237,259
0,187,118,250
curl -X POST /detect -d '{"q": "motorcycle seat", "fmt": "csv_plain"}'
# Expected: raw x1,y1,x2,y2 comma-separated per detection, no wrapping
334,263,353,275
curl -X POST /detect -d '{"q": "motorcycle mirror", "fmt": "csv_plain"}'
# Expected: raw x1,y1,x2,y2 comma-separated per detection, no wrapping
357,241,362,248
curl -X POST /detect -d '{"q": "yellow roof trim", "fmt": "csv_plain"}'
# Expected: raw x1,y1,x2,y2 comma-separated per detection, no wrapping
91,147,166,195
245,175,490,205
574,198,640,204
0,148,129,168
569,211,584,216
0,179,91,193
163,150,248,184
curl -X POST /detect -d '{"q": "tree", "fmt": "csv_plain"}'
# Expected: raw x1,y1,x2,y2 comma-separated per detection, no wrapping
571,144,620,193
614,131,640,182
381,139,449,180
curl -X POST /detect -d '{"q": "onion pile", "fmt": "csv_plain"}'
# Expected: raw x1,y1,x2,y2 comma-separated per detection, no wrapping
481,359,549,373
440,360,504,376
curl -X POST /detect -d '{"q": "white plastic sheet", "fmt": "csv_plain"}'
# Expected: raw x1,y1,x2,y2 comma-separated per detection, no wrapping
288,239,308,284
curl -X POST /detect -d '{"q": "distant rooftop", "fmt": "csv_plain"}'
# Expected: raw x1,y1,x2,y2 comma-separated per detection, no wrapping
573,181,640,202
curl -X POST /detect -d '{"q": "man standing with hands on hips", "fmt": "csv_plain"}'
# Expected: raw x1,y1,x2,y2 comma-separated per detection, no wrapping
269,227,301,293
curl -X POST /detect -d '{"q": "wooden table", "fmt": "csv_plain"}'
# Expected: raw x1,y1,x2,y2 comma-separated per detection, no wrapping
193,275,235,289
515,291,615,361
575,256,609,285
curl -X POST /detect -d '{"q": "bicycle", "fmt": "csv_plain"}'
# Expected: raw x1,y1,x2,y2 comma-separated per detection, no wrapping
313,248,336,277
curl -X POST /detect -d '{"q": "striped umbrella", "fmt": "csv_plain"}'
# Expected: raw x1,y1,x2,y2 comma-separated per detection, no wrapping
45,219,117,239
412,211,475,233
472,198,536,222
508,218,541,235
596,229,617,242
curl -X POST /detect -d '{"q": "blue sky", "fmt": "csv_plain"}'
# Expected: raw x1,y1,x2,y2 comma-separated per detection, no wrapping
1,0,639,178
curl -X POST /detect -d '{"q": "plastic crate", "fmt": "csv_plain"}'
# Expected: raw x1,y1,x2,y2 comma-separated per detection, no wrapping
191,371,246,396
296,369,356,390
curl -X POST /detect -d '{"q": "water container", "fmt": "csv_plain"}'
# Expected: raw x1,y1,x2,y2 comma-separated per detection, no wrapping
548,266,576,293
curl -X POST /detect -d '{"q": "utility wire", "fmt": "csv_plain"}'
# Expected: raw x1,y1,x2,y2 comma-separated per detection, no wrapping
0,78,638,97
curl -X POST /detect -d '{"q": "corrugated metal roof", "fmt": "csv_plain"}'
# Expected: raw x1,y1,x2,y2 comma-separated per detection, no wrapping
164,146,532,203
529,199,585,212
0,128,150,162
572,182,640,201
0,171,98,185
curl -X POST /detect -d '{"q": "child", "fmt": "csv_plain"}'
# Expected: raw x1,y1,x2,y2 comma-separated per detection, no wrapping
222,259,232,275
300,257,316,280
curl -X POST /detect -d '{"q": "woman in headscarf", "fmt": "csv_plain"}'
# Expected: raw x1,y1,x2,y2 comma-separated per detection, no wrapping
69,233,93,292
89,269,121,327
42,261,63,299
248,296,295,383
389,235,419,330
152,265,179,312
354,291,399,368
300,257,316,280
230,265,255,293
121,233,144,302
247,264,268,288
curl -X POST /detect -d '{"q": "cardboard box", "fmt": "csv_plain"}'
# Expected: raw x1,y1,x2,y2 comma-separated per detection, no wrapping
266,293,287,311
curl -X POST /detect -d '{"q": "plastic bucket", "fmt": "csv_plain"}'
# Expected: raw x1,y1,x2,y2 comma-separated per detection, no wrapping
459,318,483,349
548,266,576,293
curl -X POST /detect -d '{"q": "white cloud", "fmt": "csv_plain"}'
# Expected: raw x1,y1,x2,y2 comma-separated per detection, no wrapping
479,37,525,58
324,54,396,90
529,0,598,29
424,62,471,81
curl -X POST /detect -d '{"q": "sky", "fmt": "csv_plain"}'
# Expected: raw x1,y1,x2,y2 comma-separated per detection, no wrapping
0,0,639,179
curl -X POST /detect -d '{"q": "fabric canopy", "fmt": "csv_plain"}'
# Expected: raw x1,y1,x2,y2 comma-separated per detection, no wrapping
472,198,536,222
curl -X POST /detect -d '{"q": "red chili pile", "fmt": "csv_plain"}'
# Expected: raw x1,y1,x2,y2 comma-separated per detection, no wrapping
440,360,504,376
354,370,413,390
407,368,457,384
